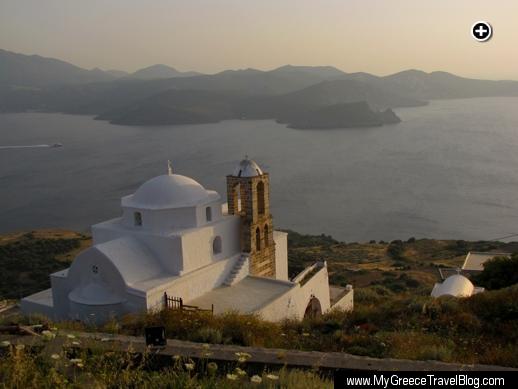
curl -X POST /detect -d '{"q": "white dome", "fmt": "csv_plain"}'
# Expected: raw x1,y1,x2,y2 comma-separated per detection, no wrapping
431,274,474,298
123,174,213,209
233,158,263,177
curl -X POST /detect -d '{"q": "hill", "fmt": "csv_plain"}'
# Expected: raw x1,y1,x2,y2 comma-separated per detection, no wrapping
105,69,129,78
353,69,518,100
3,50,518,128
0,66,350,114
280,102,401,129
272,79,426,110
97,89,244,125
129,64,201,79
95,73,429,127
97,89,404,127
0,49,117,87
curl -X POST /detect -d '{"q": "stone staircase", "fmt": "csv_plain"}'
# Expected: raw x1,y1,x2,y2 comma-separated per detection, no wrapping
224,255,249,286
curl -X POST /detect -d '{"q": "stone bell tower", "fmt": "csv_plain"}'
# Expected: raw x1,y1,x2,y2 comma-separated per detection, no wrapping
227,158,276,277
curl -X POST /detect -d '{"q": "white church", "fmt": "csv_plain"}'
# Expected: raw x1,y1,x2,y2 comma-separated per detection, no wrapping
22,158,353,323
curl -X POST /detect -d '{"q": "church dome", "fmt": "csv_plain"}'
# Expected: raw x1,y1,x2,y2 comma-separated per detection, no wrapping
233,158,263,177
123,174,213,209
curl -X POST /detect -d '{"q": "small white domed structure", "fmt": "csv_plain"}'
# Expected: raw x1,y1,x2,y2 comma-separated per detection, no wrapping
431,274,483,298
233,157,263,177
123,174,214,209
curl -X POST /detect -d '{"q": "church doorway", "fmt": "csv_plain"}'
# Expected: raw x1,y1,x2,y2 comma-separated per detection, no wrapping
304,296,322,319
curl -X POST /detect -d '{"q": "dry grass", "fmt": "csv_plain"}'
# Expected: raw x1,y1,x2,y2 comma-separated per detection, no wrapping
0,338,331,388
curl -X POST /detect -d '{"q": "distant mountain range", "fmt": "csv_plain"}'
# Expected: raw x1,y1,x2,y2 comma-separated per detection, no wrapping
0,49,117,86
129,64,201,80
0,49,202,87
1,49,518,129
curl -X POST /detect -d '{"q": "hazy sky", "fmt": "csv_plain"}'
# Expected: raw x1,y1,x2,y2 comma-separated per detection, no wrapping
1,0,517,79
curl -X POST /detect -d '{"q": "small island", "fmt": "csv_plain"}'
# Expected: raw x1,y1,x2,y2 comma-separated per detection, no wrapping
281,102,401,129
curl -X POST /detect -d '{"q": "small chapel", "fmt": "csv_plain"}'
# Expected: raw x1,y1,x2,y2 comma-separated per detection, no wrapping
21,158,353,323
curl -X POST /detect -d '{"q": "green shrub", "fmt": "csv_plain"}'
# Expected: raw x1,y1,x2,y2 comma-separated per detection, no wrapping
387,240,406,261
193,327,223,344
417,344,453,361
472,254,518,290
464,284,518,321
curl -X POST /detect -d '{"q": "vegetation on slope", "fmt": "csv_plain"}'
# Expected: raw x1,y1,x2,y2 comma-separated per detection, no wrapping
2,230,518,368
285,230,509,291
472,254,518,290
0,339,330,388
0,231,90,299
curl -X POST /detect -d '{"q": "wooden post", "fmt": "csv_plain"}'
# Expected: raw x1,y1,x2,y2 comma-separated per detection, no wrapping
163,292,168,309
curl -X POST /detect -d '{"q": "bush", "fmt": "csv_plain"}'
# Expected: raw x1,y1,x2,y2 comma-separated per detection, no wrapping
472,254,518,290
387,240,405,261
417,345,453,361
464,284,518,321
354,287,393,304
385,332,455,362
285,230,338,248
193,327,223,344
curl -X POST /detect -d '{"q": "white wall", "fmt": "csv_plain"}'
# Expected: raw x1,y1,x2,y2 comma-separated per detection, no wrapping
273,231,288,281
180,217,240,274
121,198,223,233
121,206,197,231
331,289,354,312
257,264,332,321
50,269,71,319
146,254,242,310
93,223,183,273
20,289,55,320
93,213,240,276
195,200,223,226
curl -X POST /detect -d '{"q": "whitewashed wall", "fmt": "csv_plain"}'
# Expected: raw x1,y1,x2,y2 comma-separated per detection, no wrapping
273,231,289,281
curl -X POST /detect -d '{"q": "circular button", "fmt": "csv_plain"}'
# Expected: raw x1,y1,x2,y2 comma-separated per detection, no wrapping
471,21,492,42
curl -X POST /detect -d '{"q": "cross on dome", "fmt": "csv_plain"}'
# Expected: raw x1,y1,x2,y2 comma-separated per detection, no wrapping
167,160,173,176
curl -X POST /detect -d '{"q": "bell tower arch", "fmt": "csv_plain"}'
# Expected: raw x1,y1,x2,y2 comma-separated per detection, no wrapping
227,157,276,277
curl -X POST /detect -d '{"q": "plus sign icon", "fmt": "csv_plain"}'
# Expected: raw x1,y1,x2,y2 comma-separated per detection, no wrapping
471,21,492,42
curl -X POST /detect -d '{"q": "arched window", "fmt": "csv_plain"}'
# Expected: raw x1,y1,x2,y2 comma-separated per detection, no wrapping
255,227,261,251
232,183,242,214
264,224,269,247
257,181,265,215
206,206,212,222
134,212,142,226
213,236,222,255
237,187,242,212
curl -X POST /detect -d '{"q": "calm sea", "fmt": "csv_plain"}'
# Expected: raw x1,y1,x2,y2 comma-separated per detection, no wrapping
2,97,518,242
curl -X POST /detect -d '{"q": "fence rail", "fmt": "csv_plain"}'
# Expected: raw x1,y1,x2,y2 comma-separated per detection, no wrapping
163,292,213,314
